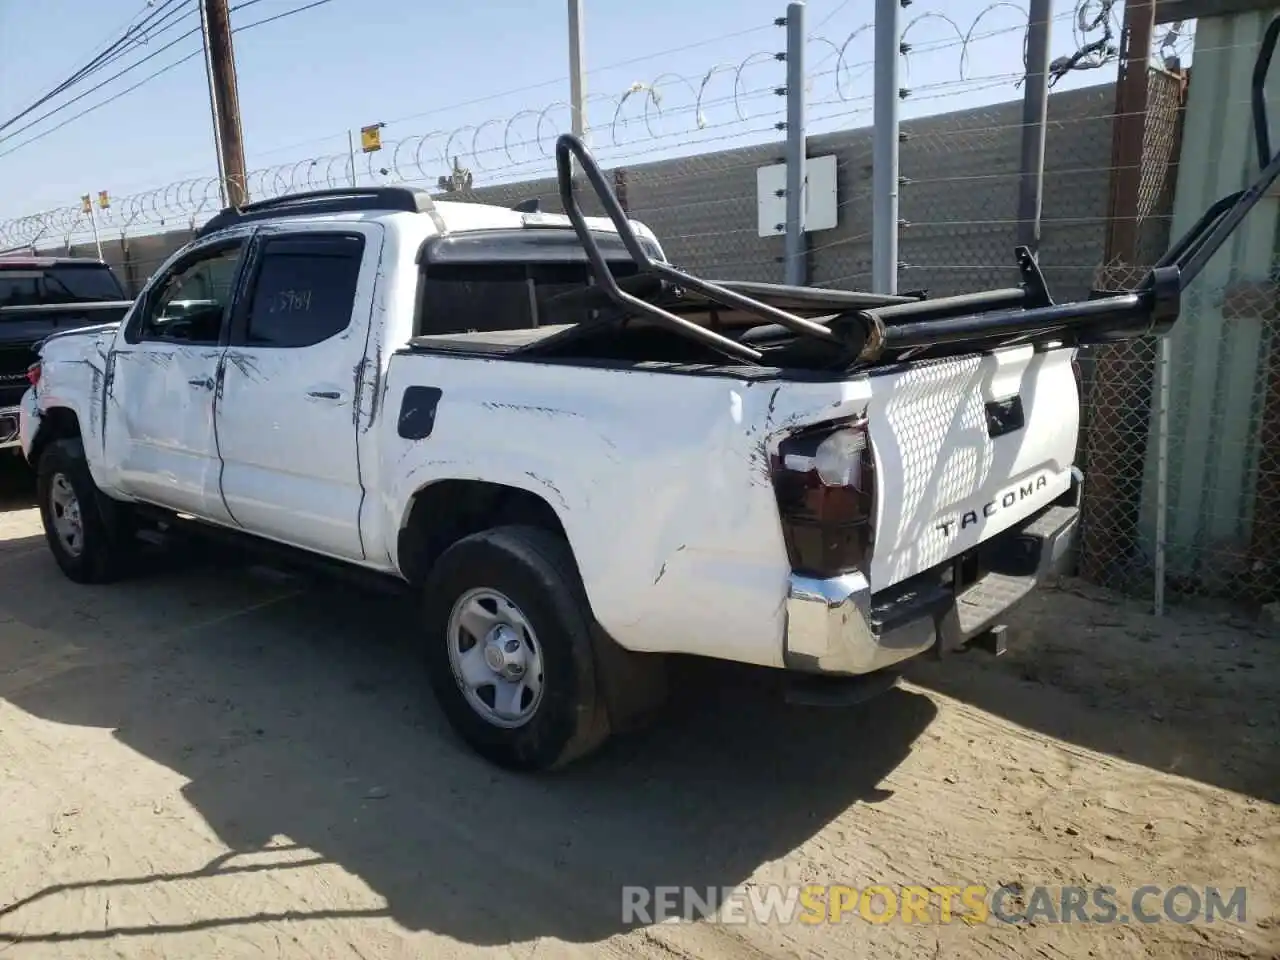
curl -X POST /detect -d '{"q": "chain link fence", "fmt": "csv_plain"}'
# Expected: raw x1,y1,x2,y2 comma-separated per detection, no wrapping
1075,63,1280,613
1077,68,1185,601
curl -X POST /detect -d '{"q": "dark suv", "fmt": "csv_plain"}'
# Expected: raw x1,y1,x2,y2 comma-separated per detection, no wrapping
0,257,131,452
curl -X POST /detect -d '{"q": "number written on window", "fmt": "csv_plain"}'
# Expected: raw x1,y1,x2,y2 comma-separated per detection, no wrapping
270,289,313,314
244,234,365,348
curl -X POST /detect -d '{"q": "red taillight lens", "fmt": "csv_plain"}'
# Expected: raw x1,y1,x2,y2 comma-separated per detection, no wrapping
25,362,40,387
769,418,876,578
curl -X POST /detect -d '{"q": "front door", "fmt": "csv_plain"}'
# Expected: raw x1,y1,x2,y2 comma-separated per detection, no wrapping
103,237,248,522
213,224,381,561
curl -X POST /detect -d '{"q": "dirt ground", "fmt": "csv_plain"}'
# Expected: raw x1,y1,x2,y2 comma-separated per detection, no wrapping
0,458,1276,960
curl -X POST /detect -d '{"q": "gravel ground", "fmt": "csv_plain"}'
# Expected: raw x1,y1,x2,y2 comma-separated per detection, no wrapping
0,458,1276,959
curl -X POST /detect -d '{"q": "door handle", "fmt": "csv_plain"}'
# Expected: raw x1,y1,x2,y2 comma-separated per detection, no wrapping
188,376,215,390
307,389,343,400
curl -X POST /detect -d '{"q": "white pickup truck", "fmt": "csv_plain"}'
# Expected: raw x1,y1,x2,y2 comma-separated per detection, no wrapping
20,58,1280,770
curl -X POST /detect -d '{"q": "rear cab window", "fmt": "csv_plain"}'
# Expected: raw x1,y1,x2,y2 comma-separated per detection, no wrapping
415,228,655,337
417,261,631,336
238,234,366,348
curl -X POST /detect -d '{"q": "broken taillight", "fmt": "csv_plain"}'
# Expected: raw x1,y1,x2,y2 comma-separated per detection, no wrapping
25,362,40,387
769,418,876,578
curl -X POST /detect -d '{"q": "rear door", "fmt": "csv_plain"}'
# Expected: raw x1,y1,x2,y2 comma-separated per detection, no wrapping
864,343,1078,590
213,223,382,561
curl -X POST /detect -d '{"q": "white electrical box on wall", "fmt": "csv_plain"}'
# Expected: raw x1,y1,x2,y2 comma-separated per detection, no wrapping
756,154,838,238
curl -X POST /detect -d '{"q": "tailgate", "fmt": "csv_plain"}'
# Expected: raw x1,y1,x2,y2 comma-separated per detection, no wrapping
863,344,1077,590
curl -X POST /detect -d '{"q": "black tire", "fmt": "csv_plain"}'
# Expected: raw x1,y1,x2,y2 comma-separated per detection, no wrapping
36,438,136,584
421,524,609,772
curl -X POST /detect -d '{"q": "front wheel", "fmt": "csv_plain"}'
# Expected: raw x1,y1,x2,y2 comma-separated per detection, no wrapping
421,525,609,771
36,438,135,584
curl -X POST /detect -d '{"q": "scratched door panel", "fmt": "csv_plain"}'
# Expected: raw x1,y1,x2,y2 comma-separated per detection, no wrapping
214,225,384,561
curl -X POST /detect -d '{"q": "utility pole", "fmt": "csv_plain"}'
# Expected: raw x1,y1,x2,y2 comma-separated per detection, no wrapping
783,1,808,286
872,0,901,294
201,0,248,207
198,0,228,207
1016,0,1053,253
1103,0,1156,270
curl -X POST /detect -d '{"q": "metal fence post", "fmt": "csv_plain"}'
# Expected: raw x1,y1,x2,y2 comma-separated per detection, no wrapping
86,201,104,261
784,0,808,286
567,0,588,179
1153,335,1171,615
872,0,901,294
1016,0,1053,252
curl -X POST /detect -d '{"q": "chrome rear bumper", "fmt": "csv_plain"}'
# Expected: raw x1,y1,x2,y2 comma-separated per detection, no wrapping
783,497,1081,676
785,571,937,674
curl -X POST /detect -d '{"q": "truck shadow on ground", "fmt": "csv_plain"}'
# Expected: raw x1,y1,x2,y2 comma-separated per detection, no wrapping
903,581,1280,805
0,455,35,510
0,553,936,946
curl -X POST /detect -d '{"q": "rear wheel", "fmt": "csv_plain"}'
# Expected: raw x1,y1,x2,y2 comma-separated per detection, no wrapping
421,525,609,771
36,438,135,584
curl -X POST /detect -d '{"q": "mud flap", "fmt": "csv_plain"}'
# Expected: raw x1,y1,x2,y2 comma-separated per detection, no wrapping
587,622,669,734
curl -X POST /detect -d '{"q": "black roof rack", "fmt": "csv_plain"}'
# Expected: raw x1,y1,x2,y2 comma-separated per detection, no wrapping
195,186,439,238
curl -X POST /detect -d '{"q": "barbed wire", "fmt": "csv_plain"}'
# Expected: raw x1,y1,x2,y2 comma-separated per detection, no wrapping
0,0,1183,249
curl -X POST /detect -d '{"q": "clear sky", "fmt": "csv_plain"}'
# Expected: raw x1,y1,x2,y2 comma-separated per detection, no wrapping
0,0,1165,225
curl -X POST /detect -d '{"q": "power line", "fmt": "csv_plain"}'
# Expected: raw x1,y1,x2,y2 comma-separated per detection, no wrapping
379,20,776,127
0,0,285,145
0,0,336,162
85,14,779,186
228,0,281,13
0,0,296,146
811,0,851,34
77,1,203,85
0,22,205,147
233,0,334,31
0,0,196,136
39,0,194,102
0,56,204,162
61,1,162,73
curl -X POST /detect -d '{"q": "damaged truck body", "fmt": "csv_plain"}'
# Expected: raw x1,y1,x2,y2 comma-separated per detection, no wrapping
18,17,1280,770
